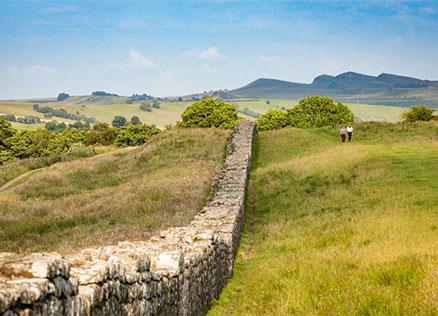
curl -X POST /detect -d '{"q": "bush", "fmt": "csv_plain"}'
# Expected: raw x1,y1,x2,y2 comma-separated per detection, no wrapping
402,105,435,122
287,96,354,128
130,116,142,125
114,124,160,147
112,116,128,128
178,98,238,129
2,114,16,122
84,123,118,146
0,117,15,149
57,93,69,101
256,109,289,131
140,103,152,112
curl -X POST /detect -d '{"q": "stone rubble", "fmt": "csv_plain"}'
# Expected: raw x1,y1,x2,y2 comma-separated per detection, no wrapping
0,120,256,316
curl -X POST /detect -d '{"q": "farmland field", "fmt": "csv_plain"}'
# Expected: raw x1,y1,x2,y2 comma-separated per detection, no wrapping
210,121,438,315
0,128,230,254
0,97,411,130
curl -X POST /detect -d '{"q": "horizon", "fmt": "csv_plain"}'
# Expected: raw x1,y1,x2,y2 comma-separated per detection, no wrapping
1,1,438,99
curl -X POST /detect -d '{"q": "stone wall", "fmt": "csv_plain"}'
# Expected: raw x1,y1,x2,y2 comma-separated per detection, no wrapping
0,120,256,316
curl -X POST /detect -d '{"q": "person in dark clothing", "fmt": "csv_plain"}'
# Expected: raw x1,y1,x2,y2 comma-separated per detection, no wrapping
347,125,354,142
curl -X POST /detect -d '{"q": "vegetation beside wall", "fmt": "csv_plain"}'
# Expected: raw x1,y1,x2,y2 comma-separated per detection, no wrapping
210,121,438,315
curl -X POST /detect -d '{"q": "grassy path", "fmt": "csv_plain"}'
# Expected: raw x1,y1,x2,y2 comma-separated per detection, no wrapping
210,122,438,315
0,169,44,192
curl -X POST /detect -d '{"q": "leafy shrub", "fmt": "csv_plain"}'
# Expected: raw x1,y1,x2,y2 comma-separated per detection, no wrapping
256,96,354,130
287,96,354,128
402,105,435,122
256,109,289,131
114,124,160,147
0,117,15,149
112,116,128,128
84,123,118,146
2,114,16,122
140,103,152,112
178,98,238,129
16,116,41,124
57,93,69,101
45,121,67,131
130,116,142,125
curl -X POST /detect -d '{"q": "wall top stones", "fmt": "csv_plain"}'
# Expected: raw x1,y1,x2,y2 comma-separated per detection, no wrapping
0,120,256,316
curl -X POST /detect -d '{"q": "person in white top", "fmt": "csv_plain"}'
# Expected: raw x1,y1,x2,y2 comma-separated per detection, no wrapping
347,125,354,142
340,126,347,142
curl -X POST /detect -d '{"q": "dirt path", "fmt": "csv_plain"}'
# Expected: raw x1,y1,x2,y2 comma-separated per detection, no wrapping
0,169,44,192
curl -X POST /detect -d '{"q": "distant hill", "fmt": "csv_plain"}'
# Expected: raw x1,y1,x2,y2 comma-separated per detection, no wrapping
206,72,438,107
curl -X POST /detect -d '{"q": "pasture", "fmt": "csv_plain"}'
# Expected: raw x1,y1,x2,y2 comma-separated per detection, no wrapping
0,128,230,254
210,121,438,315
0,97,408,131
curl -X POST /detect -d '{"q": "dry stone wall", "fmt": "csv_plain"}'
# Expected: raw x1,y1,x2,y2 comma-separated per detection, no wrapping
0,120,256,316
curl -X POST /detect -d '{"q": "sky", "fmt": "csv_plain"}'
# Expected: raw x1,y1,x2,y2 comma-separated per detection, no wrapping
0,0,438,99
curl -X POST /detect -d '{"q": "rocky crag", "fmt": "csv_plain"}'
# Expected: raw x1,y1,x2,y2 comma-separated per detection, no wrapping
0,120,256,316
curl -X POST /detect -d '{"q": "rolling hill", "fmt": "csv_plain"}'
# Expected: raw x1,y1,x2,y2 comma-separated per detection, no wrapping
216,72,438,107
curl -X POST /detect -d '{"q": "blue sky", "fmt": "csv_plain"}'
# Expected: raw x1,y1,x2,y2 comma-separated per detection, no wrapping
1,0,437,99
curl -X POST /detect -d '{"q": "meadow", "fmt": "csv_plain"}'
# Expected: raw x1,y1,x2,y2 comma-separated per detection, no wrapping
0,128,230,254
210,121,438,315
0,97,408,130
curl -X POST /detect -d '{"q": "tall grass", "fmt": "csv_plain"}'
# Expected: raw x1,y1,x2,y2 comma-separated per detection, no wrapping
0,128,230,254
210,121,438,315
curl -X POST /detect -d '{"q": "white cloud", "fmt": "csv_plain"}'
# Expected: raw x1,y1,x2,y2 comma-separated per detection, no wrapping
198,47,223,60
6,65,55,77
110,49,156,71
200,64,222,75
182,47,224,60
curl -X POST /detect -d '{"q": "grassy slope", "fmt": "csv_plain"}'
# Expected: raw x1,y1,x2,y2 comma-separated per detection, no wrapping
210,122,438,315
0,128,230,254
1,98,407,130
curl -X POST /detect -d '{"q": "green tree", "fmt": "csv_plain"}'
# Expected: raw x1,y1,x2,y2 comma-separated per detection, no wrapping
151,99,161,108
84,122,118,145
287,96,354,128
140,103,152,112
0,117,15,149
130,116,142,125
402,105,435,122
112,116,128,128
114,124,160,147
178,98,238,129
256,109,289,131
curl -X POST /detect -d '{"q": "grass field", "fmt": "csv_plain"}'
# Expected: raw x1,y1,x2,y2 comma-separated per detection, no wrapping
0,97,409,130
210,121,438,315
0,128,230,254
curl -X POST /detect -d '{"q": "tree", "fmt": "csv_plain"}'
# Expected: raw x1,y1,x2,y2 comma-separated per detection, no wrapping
57,93,70,101
0,117,15,149
140,103,152,112
151,99,161,108
402,105,434,122
286,96,354,128
256,109,289,131
114,124,160,147
178,98,238,129
112,116,128,128
84,122,118,145
45,121,67,131
2,114,16,122
130,116,142,125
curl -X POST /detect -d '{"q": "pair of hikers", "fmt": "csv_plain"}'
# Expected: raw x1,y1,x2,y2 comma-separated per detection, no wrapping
340,125,353,142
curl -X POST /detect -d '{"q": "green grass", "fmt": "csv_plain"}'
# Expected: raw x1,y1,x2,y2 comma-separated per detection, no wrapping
1,98,411,132
0,128,230,254
209,121,438,315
